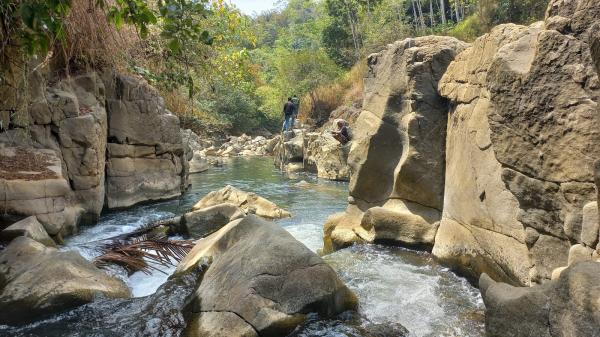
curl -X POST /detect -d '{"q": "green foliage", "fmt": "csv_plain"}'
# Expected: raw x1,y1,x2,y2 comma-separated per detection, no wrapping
2,0,554,135
448,14,484,41
14,0,72,56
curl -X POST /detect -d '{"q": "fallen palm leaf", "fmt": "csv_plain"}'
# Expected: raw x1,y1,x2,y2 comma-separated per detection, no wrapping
94,234,195,275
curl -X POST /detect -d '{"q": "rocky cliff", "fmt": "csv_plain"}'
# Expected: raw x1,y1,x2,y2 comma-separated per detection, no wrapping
324,0,599,288
323,36,468,251
0,71,189,240
434,0,600,286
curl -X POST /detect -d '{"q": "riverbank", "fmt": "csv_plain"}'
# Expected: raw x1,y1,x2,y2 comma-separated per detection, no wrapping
1,157,484,337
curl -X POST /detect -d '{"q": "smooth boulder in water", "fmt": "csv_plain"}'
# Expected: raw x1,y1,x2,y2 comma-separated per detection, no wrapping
0,237,130,325
192,185,291,219
480,261,600,337
178,215,359,337
183,202,245,238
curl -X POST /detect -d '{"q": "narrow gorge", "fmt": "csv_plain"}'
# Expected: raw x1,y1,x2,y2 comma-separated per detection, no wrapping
0,0,599,336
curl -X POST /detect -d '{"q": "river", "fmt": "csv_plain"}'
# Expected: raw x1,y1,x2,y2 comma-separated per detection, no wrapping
5,157,484,337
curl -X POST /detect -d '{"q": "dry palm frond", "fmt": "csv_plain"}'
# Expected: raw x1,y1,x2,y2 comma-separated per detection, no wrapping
94,234,194,275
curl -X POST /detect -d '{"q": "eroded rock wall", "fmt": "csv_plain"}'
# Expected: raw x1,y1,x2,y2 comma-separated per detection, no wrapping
0,71,189,238
434,1,600,285
323,36,468,251
104,74,187,209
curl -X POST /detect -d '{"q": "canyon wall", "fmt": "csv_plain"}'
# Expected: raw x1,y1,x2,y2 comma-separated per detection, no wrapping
325,0,600,287
323,36,468,251
0,71,189,240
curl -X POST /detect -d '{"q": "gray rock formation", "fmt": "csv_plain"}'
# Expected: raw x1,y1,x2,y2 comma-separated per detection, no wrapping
0,216,55,247
480,261,600,337
104,74,188,209
434,1,600,285
192,185,291,219
183,203,245,238
0,71,190,239
323,36,468,250
0,237,130,325
303,131,351,181
178,215,358,337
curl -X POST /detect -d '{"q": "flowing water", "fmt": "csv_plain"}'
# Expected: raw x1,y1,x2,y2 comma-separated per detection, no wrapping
3,157,484,337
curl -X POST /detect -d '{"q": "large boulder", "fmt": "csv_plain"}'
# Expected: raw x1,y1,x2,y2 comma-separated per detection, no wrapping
433,2,600,284
192,185,291,219
1,73,107,236
0,71,190,239
0,237,130,325
104,73,188,209
0,146,82,238
274,131,305,167
480,261,600,337
0,216,55,247
303,131,351,181
183,203,245,238
177,215,358,337
188,151,209,174
323,36,467,250
434,2,600,284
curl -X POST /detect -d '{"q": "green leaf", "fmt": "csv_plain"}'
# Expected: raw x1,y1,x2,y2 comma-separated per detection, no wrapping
168,39,181,53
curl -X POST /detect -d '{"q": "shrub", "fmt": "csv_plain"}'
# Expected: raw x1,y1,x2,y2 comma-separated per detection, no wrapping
300,61,365,126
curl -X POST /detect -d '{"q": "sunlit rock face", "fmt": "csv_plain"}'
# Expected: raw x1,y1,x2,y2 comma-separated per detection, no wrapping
179,215,358,337
434,0,600,286
0,71,189,239
323,36,468,251
104,73,188,209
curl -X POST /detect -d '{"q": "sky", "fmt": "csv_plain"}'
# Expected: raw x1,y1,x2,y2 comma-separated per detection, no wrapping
229,0,279,15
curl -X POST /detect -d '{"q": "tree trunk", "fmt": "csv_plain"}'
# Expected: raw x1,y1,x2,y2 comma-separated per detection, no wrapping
343,1,360,59
439,0,446,25
416,0,426,29
430,0,435,26
454,0,461,22
411,0,419,30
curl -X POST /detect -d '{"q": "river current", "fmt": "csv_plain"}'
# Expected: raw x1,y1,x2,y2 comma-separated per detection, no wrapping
4,157,484,337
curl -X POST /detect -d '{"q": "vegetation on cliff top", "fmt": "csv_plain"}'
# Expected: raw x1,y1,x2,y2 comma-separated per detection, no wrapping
1,0,549,135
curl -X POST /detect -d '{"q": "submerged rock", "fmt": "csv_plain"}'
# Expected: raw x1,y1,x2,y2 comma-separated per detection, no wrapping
480,261,600,337
192,185,291,219
178,215,358,337
0,237,130,325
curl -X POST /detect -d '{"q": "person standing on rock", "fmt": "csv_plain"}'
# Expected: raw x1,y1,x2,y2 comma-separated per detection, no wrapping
291,94,300,129
332,120,351,145
283,97,295,131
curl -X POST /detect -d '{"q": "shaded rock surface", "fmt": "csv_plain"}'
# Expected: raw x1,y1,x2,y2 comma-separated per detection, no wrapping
192,185,291,219
178,215,358,337
0,216,55,247
480,261,600,337
0,267,203,337
0,237,130,325
183,203,245,238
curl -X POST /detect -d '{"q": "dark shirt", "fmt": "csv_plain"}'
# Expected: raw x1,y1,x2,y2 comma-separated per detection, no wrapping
291,97,300,114
283,101,295,116
339,126,349,140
